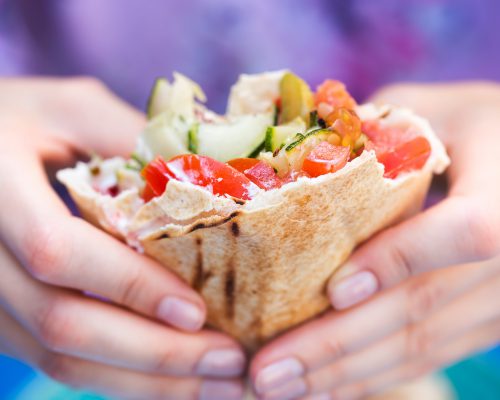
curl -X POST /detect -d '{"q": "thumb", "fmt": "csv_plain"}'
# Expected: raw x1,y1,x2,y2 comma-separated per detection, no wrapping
327,196,498,309
49,77,147,158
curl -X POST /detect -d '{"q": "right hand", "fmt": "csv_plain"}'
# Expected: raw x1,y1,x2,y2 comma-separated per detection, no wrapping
0,77,245,400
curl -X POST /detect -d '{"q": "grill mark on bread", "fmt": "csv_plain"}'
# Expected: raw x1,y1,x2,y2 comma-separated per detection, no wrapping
192,237,204,290
231,222,240,237
225,261,236,319
153,233,170,240
188,211,240,233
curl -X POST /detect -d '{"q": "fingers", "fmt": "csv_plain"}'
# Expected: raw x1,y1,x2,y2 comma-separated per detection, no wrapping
328,195,500,310
293,270,500,396
314,319,500,400
0,240,245,378
0,308,244,400
38,354,245,400
250,261,500,397
1,77,146,159
0,155,207,331
50,77,146,158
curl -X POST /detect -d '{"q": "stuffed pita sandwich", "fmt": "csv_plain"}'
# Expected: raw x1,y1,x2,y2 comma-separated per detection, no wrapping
58,71,449,350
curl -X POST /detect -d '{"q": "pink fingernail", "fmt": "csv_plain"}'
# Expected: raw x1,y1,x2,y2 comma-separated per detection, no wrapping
157,297,204,331
329,271,378,309
255,357,305,394
197,349,246,377
261,378,307,400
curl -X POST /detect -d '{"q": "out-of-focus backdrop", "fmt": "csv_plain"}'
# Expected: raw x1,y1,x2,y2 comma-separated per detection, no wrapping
1,0,500,398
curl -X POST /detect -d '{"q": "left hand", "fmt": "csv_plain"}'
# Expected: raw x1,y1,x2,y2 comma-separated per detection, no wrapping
249,82,500,400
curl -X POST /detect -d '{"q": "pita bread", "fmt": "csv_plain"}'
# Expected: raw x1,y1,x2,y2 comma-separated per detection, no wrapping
57,103,449,350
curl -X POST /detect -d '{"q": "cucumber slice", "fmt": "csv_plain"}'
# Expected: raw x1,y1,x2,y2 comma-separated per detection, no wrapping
188,123,199,153
147,78,170,119
264,118,306,152
285,128,329,152
196,114,273,162
135,114,189,162
146,73,206,121
280,72,314,124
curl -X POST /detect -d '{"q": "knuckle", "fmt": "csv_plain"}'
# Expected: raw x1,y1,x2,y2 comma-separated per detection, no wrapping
151,346,176,373
116,265,143,307
324,335,348,361
36,298,81,351
461,202,500,260
24,223,66,283
405,276,445,323
388,240,414,279
39,353,80,388
404,321,436,360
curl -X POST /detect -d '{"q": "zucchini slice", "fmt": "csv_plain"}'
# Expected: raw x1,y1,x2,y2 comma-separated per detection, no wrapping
146,78,171,119
279,72,314,124
196,114,272,162
188,123,199,153
264,118,307,152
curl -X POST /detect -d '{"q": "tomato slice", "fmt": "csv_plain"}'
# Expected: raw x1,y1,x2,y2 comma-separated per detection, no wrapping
228,158,283,190
362,120,431,179
141,157,174,199
315,80,357,110
227,158,260,173
142,155,260,201
302,141,350,178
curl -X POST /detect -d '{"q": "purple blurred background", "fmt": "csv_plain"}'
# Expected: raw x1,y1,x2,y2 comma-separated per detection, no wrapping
1,0,500,112
1,1,500,398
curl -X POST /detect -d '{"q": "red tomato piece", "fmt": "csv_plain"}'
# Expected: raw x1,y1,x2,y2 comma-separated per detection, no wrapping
228,158,282,190
315,80,357,110
141,156,174,199
377,137,431,179
362,120,431,179
302,141,350,178
227,158,260,173
141,155,260,201
142,183,156,202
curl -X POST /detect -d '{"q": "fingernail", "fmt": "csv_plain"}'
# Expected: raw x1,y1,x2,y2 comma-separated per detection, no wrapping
197,349,246,377
199,380,243,400
157,297,204,331
261,378,307,400
329,271,378,309
330,261,358,283
255,357,305,394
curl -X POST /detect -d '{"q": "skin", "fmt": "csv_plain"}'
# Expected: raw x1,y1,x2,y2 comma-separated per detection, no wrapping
0,78,245,400
250,82,500,400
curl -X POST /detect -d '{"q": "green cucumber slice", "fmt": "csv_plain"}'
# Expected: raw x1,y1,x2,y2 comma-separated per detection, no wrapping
279,72,314,124
196,114,272,162
265,118,306,152
146,78,170,119
134,114,189,162
188,123,199,153
285,128,330,152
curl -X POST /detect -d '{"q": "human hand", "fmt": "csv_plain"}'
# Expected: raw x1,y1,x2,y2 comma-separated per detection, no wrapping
250,82,500,399
0,78,245,399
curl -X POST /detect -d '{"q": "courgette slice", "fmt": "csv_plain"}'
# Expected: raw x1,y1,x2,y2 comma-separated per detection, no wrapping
146,78,170,119
279,72,314,124
134,113,189,162
188,123,199,153
196,114,273,162
264,118,307,152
